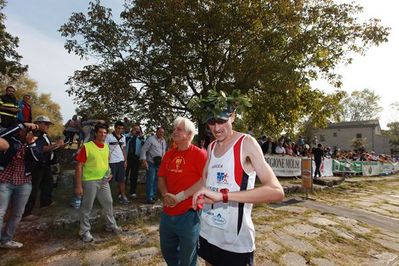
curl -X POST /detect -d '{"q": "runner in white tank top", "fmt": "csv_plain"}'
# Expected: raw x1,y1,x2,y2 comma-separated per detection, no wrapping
200,134,256,253
193,110,284,265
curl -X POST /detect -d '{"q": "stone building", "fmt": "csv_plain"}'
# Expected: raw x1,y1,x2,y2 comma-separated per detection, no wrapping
312,120,391,154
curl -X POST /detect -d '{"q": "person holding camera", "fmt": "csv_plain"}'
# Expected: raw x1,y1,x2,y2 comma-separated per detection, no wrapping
140,127,166,204
0,122,41,248
23,116,64,220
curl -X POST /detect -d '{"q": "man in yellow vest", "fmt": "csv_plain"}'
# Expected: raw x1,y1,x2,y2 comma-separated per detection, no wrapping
0,86,19,128
75,123,121,242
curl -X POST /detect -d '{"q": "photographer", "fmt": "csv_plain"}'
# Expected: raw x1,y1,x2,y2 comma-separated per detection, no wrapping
0,122,41,248
0,122,38,151
23,116,65,220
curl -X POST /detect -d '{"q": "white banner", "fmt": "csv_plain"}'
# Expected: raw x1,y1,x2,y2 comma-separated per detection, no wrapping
312,158,333,177
264,155,302,177
380,163,395,175
362,163,380,176
393,162,399,173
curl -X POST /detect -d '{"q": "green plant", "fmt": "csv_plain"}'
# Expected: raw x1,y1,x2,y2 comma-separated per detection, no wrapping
189,89,252,122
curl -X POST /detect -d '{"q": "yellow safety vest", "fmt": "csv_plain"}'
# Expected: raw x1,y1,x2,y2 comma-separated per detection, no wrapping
0,97,18,118
82,141,110,181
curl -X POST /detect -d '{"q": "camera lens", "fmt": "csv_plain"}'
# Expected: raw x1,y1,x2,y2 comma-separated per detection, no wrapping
32,130,42,137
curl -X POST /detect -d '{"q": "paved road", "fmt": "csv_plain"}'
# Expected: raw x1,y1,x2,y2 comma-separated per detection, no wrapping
298,199,399,233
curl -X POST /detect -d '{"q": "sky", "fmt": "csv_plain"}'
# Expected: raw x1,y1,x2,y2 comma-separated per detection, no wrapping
3,0,399,128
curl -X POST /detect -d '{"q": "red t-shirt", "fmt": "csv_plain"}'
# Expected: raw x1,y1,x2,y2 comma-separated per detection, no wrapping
22,102,31,122
158,144,207,215
75,141,105,163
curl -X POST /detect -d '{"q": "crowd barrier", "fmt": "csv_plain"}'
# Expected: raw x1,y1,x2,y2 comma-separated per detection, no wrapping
264,155,399,177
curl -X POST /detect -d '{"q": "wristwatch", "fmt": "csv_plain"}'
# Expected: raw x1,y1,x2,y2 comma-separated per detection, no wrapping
220,188,229,203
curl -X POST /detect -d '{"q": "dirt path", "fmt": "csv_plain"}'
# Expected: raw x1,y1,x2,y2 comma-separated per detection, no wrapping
1,177,398,265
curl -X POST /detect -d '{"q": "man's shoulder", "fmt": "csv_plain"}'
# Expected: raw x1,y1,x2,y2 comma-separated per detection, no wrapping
240,132,256,144
190,144,204,153
191,145,207,159
105,133,114,141
241,133,262,154
146,135,156,142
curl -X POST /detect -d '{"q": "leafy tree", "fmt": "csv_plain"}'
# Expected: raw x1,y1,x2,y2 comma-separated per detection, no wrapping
351,136,367,151
60,0,389,136
384,122,399,154
0,0,27,81
0,75,63,137
338,89,382,121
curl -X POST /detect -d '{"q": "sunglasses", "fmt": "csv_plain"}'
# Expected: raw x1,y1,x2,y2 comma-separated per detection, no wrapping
206,117,228,125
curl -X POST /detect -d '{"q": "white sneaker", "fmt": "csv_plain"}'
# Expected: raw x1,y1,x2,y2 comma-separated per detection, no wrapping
0,240,23,249
105,225,123,234
119,196,129,205
80,231,94,242
130,193,137,198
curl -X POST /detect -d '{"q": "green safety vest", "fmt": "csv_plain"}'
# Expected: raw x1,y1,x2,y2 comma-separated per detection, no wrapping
82,141,110,181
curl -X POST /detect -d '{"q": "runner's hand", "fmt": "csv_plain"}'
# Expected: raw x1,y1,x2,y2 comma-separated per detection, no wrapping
192,187,222,210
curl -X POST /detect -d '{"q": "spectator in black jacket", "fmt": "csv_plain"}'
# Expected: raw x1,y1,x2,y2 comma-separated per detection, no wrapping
125,125,143,197
23,116,65,220
312,144,324,179
261,137,276,155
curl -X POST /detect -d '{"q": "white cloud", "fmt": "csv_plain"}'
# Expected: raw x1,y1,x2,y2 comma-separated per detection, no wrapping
313,0,399,129
5,17,88,122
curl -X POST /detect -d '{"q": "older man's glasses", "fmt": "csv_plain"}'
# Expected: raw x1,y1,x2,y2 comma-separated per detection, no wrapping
207,118,228,125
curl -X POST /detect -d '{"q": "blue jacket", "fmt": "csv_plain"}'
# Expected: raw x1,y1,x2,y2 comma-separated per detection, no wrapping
17,100,32,123
0,124,41,176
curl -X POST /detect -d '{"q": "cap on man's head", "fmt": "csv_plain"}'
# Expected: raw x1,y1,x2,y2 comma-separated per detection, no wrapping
34,115,53,125
206,105,235,122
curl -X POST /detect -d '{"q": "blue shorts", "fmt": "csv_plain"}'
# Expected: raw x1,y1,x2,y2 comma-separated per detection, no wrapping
198,236,254,266
109,161,126,183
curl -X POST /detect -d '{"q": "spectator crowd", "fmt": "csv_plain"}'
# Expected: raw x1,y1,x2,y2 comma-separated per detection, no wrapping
257,134,396,163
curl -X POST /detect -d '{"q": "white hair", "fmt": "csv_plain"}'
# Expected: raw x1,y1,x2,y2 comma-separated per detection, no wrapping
173,117,196,142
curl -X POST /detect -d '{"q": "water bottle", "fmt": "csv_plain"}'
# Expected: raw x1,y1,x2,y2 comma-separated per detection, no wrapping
74,196,81,209
102,168,111,184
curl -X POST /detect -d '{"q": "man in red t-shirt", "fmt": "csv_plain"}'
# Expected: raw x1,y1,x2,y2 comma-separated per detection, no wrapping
158,117,207,266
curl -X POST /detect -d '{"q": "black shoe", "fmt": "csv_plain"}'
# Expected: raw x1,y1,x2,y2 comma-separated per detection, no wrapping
146,200,155,204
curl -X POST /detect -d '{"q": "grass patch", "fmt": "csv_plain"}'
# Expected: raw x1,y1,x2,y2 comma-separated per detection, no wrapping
269,246,289,264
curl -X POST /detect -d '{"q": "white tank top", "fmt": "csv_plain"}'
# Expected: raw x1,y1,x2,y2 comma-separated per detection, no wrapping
200,134,257,253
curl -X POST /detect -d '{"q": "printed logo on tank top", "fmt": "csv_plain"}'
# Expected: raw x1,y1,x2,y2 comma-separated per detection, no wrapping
169,156,185,173
211,163,223,169
212,213,227,225
216,172,228,184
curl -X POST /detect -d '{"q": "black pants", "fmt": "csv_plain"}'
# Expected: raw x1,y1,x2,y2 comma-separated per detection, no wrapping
314,160,322,178
125,155,140,194
24,165,53,216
